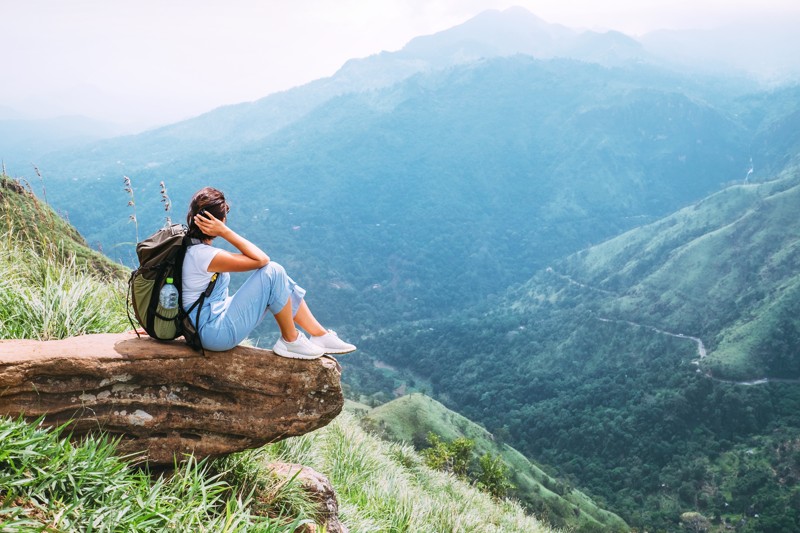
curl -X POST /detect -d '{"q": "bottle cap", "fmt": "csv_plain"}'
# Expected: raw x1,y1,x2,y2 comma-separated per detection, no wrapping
166,277,174,284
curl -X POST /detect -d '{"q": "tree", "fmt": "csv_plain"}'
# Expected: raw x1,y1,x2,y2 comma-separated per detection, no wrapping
680,511,710,532
421,433,474,479
450,437,475,477
422,432,451,472
476,452,514,499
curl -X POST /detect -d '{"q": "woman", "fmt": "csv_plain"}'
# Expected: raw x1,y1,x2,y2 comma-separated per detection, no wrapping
182,187,356,358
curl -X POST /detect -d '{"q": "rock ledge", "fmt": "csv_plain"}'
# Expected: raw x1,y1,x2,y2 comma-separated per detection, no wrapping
0,332,343,464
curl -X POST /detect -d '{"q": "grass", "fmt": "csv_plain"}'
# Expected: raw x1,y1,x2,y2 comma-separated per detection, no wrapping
361,393,628,532
0,174,130,340
0,242,130,340
1,175,124,278
0,417,313,532
265,411,554,533
0,412,555,532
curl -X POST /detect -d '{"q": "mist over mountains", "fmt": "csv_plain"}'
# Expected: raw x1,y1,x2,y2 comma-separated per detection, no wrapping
6,6,800,532
4,5,799,162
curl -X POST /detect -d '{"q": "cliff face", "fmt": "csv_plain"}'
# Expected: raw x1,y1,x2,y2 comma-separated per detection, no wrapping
0,332,344,464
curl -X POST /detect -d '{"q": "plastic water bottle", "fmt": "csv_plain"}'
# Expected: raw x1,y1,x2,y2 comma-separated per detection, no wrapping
159,277,179,309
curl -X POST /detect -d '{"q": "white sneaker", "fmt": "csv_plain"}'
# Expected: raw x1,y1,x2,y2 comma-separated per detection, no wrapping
310,330,357,354
273,331,326,359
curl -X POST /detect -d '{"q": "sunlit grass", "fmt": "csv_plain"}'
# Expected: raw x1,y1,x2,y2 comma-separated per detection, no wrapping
266,411,555,533
0,237,129,340
0,417,313,532
0,413,554,533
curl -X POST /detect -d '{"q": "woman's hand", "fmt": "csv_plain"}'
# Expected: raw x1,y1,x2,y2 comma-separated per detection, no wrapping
194,211,229,239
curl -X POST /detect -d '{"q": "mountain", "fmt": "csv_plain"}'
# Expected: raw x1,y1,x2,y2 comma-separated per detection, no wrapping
400,6,647,67
362,393,628,531
22,7,653,167
558,169,800,381
6,7,789,176
37,55,760,337
358,168,800,531
641,15,800,84
0,115,129,172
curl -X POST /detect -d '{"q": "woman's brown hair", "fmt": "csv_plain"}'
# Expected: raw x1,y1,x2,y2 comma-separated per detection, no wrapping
186,187,230,240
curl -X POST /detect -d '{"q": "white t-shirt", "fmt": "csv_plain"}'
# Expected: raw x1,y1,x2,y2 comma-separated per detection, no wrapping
182,244,223,310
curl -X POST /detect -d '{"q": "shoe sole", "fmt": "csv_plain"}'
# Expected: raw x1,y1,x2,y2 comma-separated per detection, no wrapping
272,346,325,359
318,347,357,354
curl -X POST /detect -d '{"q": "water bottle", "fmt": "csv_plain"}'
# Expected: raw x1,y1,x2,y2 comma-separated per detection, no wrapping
159,277,179,309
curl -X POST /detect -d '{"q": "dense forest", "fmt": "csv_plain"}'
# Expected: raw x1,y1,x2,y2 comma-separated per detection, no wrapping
354,171,800,531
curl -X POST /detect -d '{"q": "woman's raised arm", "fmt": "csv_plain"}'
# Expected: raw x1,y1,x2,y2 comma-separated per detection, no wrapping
194,211,269,272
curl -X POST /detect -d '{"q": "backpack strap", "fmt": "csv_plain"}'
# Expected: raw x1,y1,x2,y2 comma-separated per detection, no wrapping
182,237,219,354
126,270,142,338
182,273,218,356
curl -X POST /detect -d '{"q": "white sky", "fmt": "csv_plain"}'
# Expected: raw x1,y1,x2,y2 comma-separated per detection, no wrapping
2,0,798,129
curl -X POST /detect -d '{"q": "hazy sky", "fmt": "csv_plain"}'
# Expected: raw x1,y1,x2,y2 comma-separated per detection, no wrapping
3,0,798,129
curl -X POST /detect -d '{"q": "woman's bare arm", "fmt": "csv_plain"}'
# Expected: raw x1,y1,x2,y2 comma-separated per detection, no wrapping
193,211,269,272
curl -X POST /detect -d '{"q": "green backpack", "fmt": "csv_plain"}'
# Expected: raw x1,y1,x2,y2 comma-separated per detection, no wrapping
127,223,216,350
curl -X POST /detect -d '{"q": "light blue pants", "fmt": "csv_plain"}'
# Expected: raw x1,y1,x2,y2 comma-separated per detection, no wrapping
197,262,306,351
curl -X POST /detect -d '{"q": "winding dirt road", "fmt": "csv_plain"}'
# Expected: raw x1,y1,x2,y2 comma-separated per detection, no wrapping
546,268,800,386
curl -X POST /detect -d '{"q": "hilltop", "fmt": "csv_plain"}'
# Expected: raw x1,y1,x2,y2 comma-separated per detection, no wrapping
0,175,124,277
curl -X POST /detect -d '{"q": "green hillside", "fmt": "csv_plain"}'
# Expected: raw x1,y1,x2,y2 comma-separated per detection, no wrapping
0,411,556,532
362,393,628,532
1,174,129,340
360,169,800,531
0,174,124,278
557,168,800,381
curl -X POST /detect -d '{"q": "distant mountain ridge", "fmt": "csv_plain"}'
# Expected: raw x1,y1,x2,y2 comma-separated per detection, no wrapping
5,6,797,172
42,6,654,162
641,15,800,84
0,115,128,171
399,6,646,66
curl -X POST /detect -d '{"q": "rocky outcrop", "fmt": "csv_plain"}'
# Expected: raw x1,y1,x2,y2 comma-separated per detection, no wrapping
268,462,348,533
0,332,343,464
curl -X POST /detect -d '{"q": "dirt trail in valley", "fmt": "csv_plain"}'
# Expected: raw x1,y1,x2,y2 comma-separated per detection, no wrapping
596,317,706,360
594,317,800,385
546,268,799,386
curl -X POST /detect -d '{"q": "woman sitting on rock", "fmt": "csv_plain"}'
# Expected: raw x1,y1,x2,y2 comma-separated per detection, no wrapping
182,186,356,359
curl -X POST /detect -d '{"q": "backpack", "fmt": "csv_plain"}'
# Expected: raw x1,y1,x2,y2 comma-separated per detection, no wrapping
126,223,217,351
